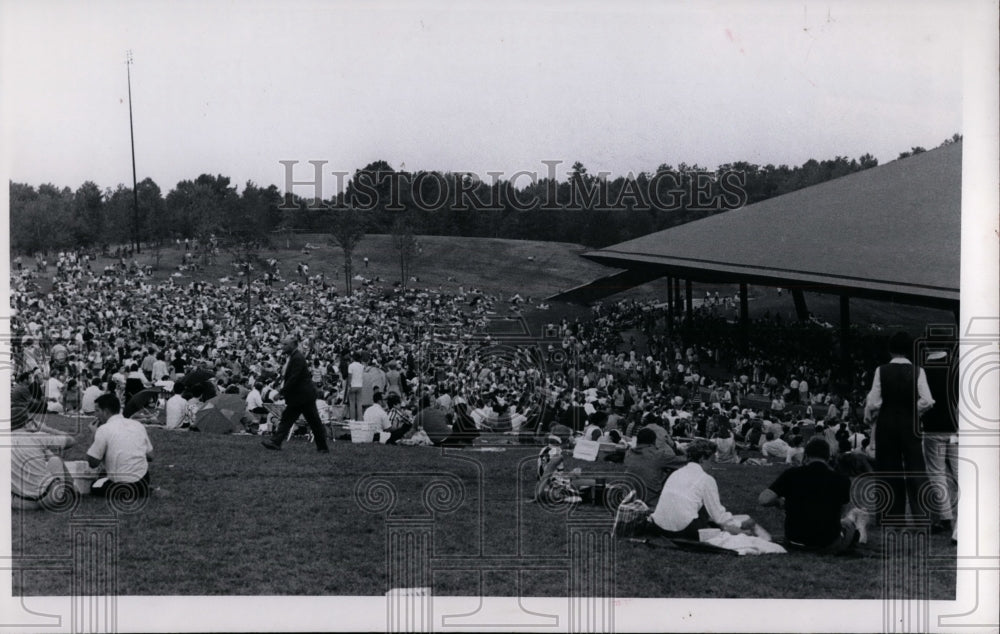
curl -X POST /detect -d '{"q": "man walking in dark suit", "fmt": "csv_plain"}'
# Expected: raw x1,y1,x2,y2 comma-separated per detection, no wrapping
262,336,330,453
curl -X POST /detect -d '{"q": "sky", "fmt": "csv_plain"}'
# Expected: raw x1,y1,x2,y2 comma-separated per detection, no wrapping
0,0,971,198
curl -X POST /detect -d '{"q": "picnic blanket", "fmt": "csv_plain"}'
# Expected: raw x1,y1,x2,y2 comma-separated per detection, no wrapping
698,533,786,556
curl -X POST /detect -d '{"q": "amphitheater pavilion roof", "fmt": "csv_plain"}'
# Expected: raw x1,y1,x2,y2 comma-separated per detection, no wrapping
556,141,962,310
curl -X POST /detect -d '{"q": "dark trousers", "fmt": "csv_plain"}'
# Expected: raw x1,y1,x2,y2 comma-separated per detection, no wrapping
875,420,927,519
441,417,480,446
384,423,412,445
653,506,713,540
92,471,150,499
272,400,329,451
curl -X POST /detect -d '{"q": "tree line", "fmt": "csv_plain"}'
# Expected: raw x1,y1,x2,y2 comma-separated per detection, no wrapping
8,135,960,256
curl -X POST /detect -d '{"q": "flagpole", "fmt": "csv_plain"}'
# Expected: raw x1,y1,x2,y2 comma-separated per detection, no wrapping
126,50,140,254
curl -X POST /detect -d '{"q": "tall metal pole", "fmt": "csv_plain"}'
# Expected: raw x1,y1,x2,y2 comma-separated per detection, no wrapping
126,51,140,254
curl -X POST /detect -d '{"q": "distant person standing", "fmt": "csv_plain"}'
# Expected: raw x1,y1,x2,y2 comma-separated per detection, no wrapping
385,361,404,397
361,356,387,412
140,348,157,381
151,352,170,383
864,331,934,521
346,352,364,421
261,336,330,453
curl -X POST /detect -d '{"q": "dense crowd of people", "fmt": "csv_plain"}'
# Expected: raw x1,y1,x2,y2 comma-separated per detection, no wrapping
9,246,959,548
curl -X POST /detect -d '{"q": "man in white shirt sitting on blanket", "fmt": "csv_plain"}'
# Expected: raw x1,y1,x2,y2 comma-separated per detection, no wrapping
649,439,755,540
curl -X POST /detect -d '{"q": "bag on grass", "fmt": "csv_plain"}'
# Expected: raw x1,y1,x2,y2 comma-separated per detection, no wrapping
536,473,580,503
612,491,651,538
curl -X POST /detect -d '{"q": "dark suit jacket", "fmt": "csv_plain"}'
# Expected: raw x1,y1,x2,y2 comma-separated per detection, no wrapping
281,349,317,405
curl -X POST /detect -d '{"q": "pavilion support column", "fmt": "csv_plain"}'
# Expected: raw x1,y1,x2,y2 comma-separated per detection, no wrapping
665,277,674,336
792,289,810,321
673,276,682,311
739,282,749,350
840,295,852,383
684,279,693,324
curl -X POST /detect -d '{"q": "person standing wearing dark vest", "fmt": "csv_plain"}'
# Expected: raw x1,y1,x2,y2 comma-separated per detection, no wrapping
261,335,330,453
921,338,959,539
864,331,934,520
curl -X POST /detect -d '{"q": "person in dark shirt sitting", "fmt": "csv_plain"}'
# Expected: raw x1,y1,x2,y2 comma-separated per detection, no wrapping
624,428,687,505
758,437,865,553
414,395,451,445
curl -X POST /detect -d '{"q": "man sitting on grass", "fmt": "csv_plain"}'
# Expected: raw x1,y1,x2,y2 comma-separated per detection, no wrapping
364,391,391,441
413,394,451,446
87,393,154,500
758,437,863,554
760,431,791,461
649,439,755,539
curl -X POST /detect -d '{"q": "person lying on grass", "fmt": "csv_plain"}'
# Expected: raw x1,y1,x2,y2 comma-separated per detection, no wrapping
649,439,756,539
758,437,866,553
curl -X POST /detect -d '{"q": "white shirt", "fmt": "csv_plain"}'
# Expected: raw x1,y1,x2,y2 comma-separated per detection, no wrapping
81,386,103,413
46,377,65,401
245,388,263,411
510,411,528,431
127,370,150,387
761,438,790,459
847,432,867,451
471,407,488,426
348,361,364,388
651,462,736,532
87,414,153,482
151,360,170,382
164,394,188,430
11,430,75,498
436,393,453,411
363,403,392,431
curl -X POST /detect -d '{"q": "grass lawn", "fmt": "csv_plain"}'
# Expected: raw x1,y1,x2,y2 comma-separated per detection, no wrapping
12,414,956,599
